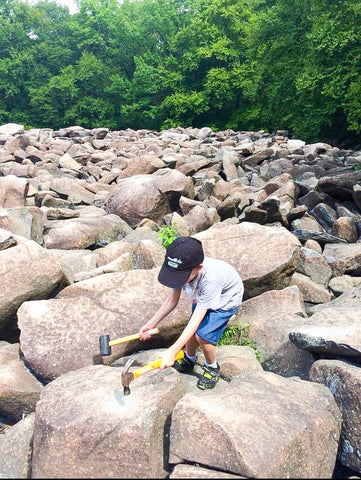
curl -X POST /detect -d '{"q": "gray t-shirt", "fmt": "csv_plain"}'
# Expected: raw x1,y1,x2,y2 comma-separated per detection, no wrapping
181,257,244,311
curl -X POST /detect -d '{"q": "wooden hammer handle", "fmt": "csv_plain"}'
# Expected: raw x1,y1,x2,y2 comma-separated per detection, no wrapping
108,328,159,347
133,350,184,378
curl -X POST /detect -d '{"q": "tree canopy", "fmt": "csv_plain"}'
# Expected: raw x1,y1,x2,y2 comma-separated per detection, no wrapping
0,0,360,145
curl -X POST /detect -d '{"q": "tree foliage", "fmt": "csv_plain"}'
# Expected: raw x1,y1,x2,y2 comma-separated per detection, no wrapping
0,0,360,145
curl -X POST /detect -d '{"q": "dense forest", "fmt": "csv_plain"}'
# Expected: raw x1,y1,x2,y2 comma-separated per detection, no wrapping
0,0,360,146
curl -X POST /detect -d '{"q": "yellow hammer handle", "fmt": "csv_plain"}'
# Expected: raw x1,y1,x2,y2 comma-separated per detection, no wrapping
109,328,159,347
133,350,184,378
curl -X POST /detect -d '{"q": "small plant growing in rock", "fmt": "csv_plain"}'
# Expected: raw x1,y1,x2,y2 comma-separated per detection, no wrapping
158,224,179,248
219,323,262,362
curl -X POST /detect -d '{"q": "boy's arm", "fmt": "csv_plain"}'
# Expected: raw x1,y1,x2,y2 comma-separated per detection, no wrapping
160,306,208,369
139,288,181,340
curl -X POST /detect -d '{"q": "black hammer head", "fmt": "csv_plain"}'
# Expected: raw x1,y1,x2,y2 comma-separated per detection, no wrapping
99,335,111,356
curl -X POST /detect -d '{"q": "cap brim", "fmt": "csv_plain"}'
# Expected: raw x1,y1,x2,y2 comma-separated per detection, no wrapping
158,264,192,289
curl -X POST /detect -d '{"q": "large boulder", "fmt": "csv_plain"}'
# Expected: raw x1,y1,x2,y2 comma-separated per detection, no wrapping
0,206,45,245
0,175,28,208
290,272,333,304
116,154,165,178
194,222,301,299
317,171,361,201
297,247,333,285
169,371,341,478
48,177,96,205
0,342,42,422
323,243,361,274
232,286,314,378
0,123,25,136
0,229,70,331
309,284,361,315
0,412,35,478
104,168,194,227
31,363,185,478
111,345,263,395
43,210,132,249
289,307,361,359
310,359,361,473
17,268,190,381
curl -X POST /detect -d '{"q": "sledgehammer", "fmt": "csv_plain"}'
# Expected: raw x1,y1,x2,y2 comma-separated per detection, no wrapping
99,328,159,356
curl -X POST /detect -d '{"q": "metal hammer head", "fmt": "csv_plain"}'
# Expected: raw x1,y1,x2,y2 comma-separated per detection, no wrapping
99,335,111,356
121,359,135,395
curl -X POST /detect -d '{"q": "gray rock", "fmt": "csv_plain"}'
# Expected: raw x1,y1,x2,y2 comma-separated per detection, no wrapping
0,175,28,208
310,359,361,473
0,123,24,136
323,243,361,274
328,275,361,296
105,169,194,227
31,363,185,478
0,229,70,332
49,177,96,205
232,286,314,379
17,268,190,380
242,148,274,168
169,371,341,478
0,413,35,478
292,229,347,245
289,307,361,358
170,464,245,478
0,342,42,422
310,202,338,232
195,222,301,299
307,284,361,316
44,212,131,249
317,170,361,201
290,272,333,304
0,206,45,245
297,247,332,285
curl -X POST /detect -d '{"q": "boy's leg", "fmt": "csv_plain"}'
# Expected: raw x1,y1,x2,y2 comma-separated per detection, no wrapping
196,335,216,364
185,334,199,358
173,335,199,374
196,307,238,390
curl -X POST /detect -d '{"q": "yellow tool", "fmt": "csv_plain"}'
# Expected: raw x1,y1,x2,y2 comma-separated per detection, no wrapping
99,328,159,356
121,350,184,395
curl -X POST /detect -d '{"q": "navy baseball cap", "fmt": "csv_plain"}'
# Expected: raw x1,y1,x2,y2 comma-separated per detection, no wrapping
158,236,204,289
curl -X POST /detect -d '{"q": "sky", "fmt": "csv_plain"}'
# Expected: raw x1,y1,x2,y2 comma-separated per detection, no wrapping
53,0,79,14
24,0,79,14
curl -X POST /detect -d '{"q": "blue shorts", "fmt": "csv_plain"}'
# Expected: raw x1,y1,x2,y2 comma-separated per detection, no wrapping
192,303,239,345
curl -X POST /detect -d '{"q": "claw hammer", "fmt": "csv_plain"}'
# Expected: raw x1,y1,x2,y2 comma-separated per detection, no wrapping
121,350,184,395
99,328,159,356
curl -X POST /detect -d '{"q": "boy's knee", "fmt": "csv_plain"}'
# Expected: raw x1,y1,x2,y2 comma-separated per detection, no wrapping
195,333,204,344
196,333,212,346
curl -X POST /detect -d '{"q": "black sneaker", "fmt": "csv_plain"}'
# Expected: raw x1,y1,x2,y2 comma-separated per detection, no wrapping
197,363,220,390
173,354,195,373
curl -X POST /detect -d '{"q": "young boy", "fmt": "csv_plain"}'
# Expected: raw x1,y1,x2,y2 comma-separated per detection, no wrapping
139,236,244,389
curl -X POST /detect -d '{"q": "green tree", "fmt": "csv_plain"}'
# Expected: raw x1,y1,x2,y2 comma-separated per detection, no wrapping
295,0,361,142
113,0,189,129
0,0,75,125
238,0,361,143
0,0,359,145
160,0,251,129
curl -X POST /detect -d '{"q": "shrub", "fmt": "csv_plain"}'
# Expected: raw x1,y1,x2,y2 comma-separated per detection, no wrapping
158,224,180,248
219,323,262,362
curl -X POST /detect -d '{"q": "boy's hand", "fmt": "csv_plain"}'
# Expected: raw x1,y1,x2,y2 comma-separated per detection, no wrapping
160,347,177,370
139,323,155,340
